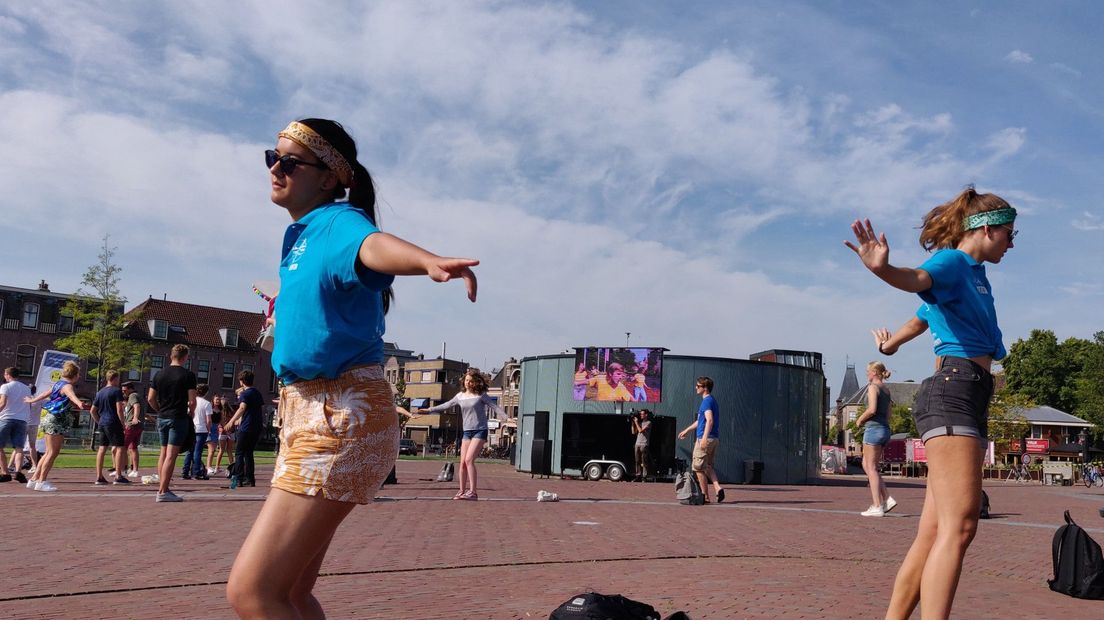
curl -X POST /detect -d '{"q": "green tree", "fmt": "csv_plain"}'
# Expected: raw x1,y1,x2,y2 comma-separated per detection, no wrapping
1002,329,1090,412
54,235,148,391
1074,331,1104,430
988,389,1033,447
393,376,410,426
889,403,916,437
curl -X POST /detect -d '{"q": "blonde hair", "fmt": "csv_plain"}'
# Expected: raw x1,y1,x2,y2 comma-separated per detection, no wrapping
61,360,80,379
919,186,1011,250
867,361,891,380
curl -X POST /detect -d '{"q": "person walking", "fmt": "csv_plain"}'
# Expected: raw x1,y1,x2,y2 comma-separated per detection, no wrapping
222,371,263,488
678,376,724,503
855,362,895,516
147,344,198,502
0,367,33,484
183,384,212,480
205,394,223,476
89,370,130,485
121,381,144,478
416,369,505,500
213,396,236,475
630,408,652,481
225,118,478,619
24,361,87,492
845,186,1016,619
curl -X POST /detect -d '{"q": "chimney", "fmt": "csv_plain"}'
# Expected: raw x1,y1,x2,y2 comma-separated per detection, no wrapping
37,280,49,291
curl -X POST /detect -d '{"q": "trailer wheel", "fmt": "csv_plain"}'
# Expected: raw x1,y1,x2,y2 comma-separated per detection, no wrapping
585,463,604,481
606,463,625,482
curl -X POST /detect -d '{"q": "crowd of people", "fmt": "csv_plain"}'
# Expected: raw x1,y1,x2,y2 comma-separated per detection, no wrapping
0,346,266,500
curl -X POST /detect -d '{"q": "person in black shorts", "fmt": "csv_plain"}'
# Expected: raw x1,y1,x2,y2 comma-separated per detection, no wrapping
90,370,130,485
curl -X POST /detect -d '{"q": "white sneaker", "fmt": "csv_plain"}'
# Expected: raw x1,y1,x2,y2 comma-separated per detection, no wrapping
126,470,139,478
28,466,36,474
36,481,58,492
883,496,898,513
26,479,37,490
861,504,885,517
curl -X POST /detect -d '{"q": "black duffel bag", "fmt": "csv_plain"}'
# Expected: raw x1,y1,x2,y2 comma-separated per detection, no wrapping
549,592,660,620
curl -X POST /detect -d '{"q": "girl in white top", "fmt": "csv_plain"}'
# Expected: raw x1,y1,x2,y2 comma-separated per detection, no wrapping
417,369,505,500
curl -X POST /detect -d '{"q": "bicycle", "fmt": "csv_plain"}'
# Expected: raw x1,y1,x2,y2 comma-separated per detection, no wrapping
1080,463,1104,488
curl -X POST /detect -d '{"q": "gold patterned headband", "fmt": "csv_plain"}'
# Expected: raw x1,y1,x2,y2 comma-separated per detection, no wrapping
276,121,354,187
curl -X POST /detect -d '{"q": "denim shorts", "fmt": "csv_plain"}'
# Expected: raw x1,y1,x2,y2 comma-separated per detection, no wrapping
862,422,890,446
0,419,28,449
912,357,993,443
207,427,220,444
158,417,191,447
462,428,489,441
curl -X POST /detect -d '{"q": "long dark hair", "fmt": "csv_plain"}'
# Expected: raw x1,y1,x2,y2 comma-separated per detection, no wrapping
298,118,393,313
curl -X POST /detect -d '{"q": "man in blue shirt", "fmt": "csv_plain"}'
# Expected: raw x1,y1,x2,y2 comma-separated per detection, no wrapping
224,370,265,488
90,370,130,485
678,376,725,503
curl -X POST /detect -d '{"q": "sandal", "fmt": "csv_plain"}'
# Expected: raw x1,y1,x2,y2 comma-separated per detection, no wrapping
462,491,478,501
453,491,466,500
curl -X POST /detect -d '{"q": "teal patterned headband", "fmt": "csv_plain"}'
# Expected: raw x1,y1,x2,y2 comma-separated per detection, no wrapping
964,207,1017,231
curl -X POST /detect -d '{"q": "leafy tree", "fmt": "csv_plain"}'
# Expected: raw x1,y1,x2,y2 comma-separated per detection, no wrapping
393,376,410,427
54,235,148,391
988,389,1033,447
889,403,916,437
1002,329,1088,412
1074,331,1104,431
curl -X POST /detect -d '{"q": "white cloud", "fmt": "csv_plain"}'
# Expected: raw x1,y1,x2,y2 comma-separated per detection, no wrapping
985,127,1027,160
1005,50,1033,63
1073,212,1104,231
1049,62,1082,78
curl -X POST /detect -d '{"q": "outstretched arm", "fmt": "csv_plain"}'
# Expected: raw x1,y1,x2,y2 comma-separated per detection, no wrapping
872,315,929,355
358,233,479,301
844,219,932,293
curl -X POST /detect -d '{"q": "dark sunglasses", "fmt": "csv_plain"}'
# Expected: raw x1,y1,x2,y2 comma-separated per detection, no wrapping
999,224,1019,241
265,150,328,175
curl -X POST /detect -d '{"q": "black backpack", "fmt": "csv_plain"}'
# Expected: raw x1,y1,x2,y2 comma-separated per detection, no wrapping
1048,510,1104,599
979,490,990,519
549,592,660,620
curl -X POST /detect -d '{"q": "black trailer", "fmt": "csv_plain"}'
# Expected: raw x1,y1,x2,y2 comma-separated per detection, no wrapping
559,412,678,481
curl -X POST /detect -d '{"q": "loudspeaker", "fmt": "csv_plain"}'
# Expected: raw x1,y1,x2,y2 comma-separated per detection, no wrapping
533,410,550,441
531,439,552,477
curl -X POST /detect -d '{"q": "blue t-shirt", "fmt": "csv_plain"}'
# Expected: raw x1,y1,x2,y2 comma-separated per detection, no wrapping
917,249,1006,360
271,203,396,383
237,386,264,434
92,385,124,428
697,394,720,439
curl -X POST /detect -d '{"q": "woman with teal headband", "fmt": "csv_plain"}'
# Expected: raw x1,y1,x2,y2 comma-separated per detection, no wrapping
845,186,1017,620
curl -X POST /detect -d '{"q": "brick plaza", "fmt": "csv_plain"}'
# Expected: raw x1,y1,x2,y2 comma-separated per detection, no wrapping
2,460,1103,619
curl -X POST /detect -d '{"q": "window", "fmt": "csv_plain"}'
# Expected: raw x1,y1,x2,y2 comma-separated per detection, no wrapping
270,370,279,392
22,303,39,329
148,319,168,340
150,355,165,381
222,362,235,389
16,345,35,376
219,327,239,348
422,370,435,383
58,311,74,333
242,363,254,374
197,360,210,383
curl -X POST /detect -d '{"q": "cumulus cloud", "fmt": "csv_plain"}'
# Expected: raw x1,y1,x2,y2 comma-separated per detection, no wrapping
1005,50,1033,63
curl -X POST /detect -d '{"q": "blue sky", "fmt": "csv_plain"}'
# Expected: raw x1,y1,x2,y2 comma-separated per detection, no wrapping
1,1,1101,398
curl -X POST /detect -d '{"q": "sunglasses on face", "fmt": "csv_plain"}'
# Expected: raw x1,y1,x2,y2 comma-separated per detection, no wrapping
265,150,328,176
1000,224,1019,241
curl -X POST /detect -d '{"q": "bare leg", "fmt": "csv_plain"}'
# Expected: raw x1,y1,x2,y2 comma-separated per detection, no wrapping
227,488,355,619
463,438,485,494
916,436,982,620
158,445,181,494
95,445,108,480
33,434,64,482
886,482,937,619
113,446,128,476
456,438,470,496
206,441,217,471
863,444,886,508
694,470,711,502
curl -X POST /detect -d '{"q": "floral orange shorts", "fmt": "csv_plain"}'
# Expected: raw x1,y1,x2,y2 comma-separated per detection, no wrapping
272,365,398,504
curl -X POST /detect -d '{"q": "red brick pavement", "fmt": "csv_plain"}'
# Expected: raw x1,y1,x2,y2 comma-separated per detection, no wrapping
2,461,1103,619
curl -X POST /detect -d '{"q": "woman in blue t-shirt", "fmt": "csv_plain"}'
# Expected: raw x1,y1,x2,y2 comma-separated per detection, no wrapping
846,186,1016,619
226,118,479,619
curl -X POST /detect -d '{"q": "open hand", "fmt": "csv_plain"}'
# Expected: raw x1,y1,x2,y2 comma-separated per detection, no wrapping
427,257,480,302
871,327,892,353
844,219,890,273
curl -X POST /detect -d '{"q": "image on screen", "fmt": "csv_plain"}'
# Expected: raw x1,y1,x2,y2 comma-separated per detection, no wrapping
573,347,664,402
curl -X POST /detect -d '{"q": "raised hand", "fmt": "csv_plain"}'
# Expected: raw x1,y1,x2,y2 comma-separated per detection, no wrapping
427,257,480,302
844,218,890,274
871,327,893,354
